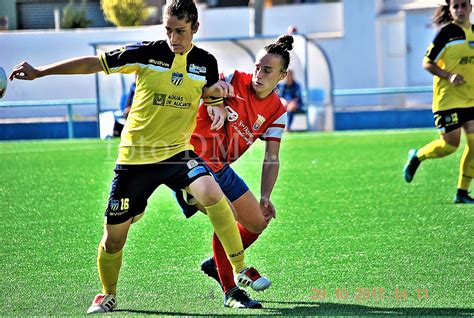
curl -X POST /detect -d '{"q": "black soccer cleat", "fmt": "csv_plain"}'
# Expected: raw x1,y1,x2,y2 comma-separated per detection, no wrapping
454,190,474,204
200,256,223,290
224,287,262,309
403,149,421,183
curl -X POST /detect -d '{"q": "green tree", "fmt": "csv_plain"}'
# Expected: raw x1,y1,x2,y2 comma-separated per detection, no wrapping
100,0,148,27
61,0,92,29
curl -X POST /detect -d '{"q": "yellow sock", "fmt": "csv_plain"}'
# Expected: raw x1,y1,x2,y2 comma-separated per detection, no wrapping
205,196,246,273
97,244,122,295
457,134,474,191
417,139,457,161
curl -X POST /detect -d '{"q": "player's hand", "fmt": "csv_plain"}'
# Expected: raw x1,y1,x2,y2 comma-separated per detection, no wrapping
206,80,235,98
208,105,226,130
9,61,41,81
448,73,465,86
260,197,276,223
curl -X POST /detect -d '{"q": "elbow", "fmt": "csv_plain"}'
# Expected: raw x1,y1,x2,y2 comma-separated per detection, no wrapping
422,61,432,72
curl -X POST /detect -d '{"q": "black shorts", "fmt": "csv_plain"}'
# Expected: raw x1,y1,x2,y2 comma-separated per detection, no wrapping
104,150,212,224
433,107,474,134
175,164,249,218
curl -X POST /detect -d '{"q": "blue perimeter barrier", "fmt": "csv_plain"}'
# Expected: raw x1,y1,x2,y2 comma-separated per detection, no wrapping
331,86,433,131
0,99,98,140
0,86,435,140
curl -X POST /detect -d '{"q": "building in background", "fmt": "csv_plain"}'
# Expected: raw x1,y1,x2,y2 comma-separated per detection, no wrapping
0,0,170,30
0,0,340,30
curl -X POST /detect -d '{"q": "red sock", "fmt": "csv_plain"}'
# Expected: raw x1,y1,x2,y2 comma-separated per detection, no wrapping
213,223,261,294
237,222,260,248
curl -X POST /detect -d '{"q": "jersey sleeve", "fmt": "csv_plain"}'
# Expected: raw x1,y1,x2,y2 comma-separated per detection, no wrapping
424,24,464,63
202,53,223,106
260,112,287,142
99,42,147,75
204,53,219,87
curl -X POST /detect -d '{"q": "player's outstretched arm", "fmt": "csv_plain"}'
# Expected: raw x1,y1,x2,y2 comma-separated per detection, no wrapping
260,140,280,222
9,56,103,81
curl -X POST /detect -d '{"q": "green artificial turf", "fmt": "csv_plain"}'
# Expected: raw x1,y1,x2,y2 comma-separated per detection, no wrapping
0,129,472,316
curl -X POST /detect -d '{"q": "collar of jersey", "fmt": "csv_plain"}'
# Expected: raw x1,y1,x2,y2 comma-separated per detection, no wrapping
176,43,194,57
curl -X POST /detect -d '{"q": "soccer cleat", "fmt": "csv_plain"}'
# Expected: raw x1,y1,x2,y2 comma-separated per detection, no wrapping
403,149,421,183
224,286,262,309
454,191,474,204
200,256,223,289
87,294,117,314
235,267,271,292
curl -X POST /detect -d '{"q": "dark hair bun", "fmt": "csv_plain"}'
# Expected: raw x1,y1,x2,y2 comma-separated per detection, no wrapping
276,35,294,51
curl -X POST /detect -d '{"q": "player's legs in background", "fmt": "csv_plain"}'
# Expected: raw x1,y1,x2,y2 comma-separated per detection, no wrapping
285,100,299,132
404,128,460,183
455,120,474,203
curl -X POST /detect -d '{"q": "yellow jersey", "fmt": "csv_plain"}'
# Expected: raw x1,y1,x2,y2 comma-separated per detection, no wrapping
99,41,221,164
424,23,474,112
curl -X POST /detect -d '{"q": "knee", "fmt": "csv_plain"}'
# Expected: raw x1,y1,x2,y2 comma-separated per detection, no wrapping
200,186,224,207
238,215,268,234
245,220,268,234
102,237,125,254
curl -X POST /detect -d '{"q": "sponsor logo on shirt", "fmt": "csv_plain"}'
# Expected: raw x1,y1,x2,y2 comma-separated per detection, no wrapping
153,93,167,106
171,72,184,86
149,59,170,68
225,105,239,122
188,166,206,179
152,94,192,109
252,114,266,130
189,64,207,74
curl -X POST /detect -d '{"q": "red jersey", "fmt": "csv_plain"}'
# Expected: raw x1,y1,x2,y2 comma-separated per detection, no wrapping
192,70,287,172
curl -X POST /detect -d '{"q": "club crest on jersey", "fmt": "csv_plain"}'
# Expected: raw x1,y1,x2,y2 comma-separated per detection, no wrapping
469,41,474,49
171,72,184,86
187,159,199,169
253,114,266,130
109,199,120,211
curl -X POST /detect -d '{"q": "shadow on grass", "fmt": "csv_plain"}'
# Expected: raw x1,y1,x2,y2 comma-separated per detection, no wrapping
114,301,473,316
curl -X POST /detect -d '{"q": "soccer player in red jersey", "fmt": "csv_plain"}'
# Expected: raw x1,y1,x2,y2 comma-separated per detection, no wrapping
176,35,293,308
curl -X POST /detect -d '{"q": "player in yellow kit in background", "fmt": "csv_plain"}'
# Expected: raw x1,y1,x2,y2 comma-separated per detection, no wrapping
403,0,474,203
9,0,270,313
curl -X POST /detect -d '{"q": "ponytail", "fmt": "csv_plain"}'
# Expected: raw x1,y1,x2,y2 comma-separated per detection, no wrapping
432,1,452,27
264,35,294,71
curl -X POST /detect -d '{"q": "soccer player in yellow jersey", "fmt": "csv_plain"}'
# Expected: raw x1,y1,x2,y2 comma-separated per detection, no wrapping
9,0,269,313
403,0,474,204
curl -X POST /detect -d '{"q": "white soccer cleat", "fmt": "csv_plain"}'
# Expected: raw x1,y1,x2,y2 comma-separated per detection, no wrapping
87,294,117,314
235,267,272,292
